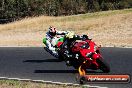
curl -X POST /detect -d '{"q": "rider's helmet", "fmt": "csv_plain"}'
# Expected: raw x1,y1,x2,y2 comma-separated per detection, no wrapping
65,31,75,39
48,26,57,37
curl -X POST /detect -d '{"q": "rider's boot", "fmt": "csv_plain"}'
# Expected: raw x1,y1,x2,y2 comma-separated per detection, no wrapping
66,60,72,66
52,50,59,58
64,50,72,66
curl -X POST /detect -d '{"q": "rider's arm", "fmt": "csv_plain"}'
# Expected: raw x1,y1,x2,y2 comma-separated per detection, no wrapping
56,31,68,35
74,35,83,40
46,32,52,41
74,34,90,41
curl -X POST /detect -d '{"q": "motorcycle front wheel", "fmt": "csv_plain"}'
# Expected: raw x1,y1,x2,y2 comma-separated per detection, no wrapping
96,58,110,73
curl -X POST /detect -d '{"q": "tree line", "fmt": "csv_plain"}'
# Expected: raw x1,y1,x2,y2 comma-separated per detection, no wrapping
0,0,131,23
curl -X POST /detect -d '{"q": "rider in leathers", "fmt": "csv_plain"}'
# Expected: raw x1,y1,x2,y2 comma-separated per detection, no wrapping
45,26,67,57
61,31,89,65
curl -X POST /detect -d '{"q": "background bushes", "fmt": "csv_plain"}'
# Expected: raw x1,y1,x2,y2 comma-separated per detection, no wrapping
0,0,131,23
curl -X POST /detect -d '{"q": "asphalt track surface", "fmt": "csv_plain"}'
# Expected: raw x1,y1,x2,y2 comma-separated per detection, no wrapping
0,47,131,88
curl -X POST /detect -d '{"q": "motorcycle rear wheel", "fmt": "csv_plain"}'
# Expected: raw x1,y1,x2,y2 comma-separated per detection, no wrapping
76,75,87,84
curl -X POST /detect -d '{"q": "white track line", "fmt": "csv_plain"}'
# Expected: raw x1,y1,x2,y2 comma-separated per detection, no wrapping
83,85,108,88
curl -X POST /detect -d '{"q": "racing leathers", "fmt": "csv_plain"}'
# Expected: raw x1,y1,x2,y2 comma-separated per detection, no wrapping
45,31,67,57
62,34,89,65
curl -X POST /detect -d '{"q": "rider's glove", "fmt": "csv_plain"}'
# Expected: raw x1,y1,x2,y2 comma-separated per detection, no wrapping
61,32,66,35
82,35,89,41
55,48,60,51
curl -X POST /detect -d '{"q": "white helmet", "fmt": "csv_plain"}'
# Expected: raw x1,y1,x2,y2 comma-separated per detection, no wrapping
65,31,75,39
49,26,57,36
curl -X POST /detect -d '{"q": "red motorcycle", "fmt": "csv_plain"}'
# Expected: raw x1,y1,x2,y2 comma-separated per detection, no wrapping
56,35,110,77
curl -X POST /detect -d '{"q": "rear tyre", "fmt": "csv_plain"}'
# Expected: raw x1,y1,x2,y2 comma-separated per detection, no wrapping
79,76,87,84
97,58,110,73
76,74,87,84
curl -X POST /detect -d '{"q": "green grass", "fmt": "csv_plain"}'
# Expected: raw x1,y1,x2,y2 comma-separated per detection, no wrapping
0,79,81,88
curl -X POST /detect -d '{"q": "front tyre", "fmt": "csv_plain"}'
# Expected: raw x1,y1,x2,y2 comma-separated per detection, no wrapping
76,75,87,84
97,58,110,73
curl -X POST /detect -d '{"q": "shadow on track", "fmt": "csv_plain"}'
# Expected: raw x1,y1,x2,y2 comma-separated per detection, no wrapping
23,59,62,63
34,70,103,73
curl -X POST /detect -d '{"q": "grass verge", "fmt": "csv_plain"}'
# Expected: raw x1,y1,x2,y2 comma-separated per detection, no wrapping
0,9,131,47
0,79,81,88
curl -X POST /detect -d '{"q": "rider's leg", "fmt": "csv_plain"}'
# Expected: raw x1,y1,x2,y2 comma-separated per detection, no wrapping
46,40,58,56
46,40,55,51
